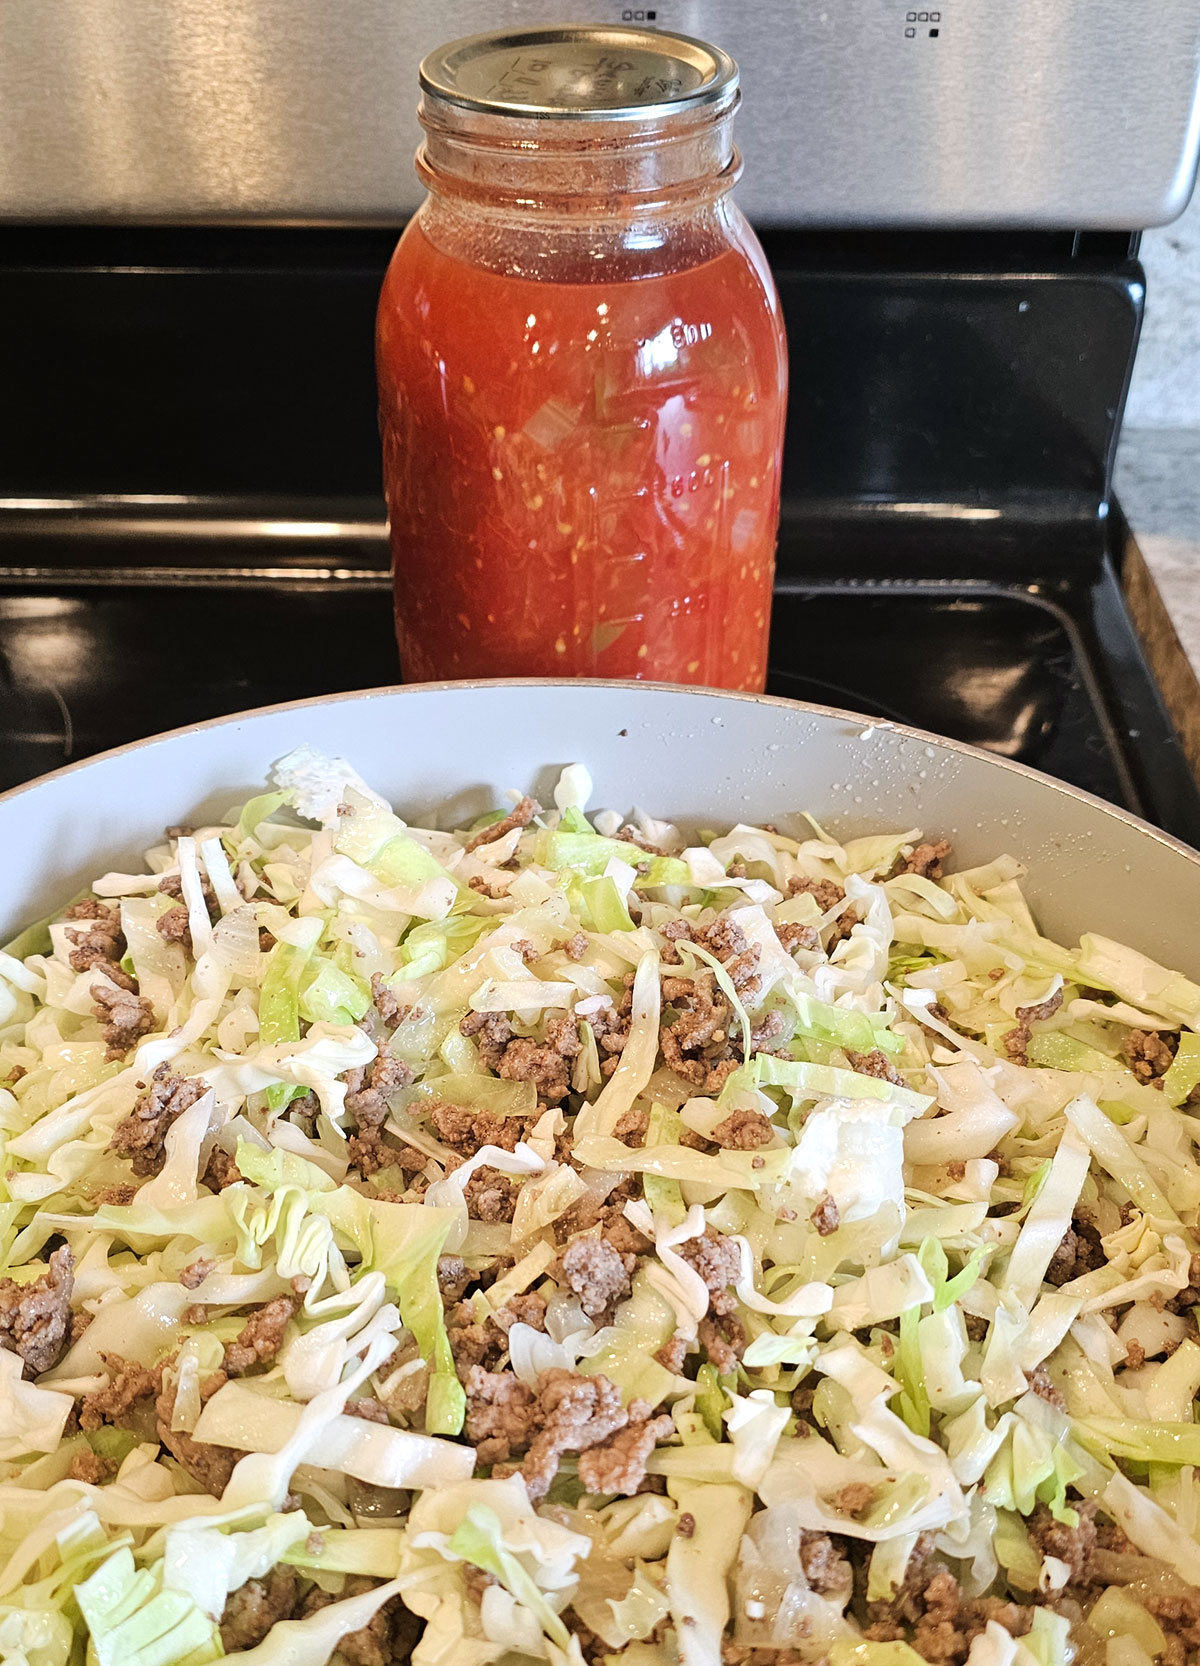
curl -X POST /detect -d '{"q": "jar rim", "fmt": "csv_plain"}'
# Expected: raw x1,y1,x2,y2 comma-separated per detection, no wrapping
419,25,738,122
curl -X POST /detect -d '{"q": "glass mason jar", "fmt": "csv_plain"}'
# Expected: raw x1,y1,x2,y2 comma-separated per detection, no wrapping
376,27,787,691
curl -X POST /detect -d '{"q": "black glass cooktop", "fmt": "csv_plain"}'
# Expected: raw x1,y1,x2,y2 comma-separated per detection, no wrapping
0,226,1192,845
0,516,1193,847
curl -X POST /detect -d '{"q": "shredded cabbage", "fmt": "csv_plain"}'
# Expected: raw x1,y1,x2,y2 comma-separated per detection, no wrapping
1,750,1198,1665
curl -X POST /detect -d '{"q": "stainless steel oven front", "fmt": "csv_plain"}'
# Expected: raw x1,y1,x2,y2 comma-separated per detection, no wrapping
2,0,1198,228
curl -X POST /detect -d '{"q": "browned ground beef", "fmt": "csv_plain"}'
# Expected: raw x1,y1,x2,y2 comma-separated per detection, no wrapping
155,1376,243,1495
219,1566,302,1651
156,904,192,952
845,1048,906,1086
91,982,157,1059
577,1408,674,1496
789,875,846,910
810,1192,841,1236
1124,1028,1178,1083
429,1100,530,1155
67,1448,116,1484
302,1578,420,1666
903,840,952,879
345,1043,414,1174
222,1297,295,1376
1027,1502,1095,1582
0,1244,74,1375
561,1237,633,1318
1003,988,1066,1065
711,1108,774,1148
1044,1216,1107,1286
110,1064,208,1175
864,1558,1035,1664
463,796,540,854
202,1146,243,1191
659,973,740,1095
79,1353,161,1431
370,972,411,1029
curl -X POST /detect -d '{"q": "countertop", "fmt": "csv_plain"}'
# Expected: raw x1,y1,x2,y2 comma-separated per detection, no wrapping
1115,426,1200,777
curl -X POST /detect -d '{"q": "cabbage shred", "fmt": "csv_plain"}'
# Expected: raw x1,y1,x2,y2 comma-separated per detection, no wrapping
0,745,1198,1666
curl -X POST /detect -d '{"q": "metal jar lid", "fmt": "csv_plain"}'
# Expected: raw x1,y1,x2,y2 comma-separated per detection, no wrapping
419,26,738,122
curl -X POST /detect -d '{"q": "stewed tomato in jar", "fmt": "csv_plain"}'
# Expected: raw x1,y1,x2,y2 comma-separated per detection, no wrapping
377,27,787,690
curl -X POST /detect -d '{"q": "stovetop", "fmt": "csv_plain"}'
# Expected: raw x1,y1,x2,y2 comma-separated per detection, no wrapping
0,225,1195,846
0,501,1194,847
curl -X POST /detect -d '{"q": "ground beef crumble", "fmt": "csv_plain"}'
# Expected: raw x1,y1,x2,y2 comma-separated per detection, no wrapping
463,1366,536,1465
1167,1250,1200,1315
845,1049,906,1086
429,1098,531,1155
155,1377,243,1494
345,1397,390,1424
203,1145,243,1191
79,1353,161,1431
1142,1590,1200,1666
522,1369,642,1499
219,1566,301,1651
1124,1028,1179,1084
465,1365,664,1499
1025,1362,1065,1409
67,1448,116,1484
1027,1501,1096,1583
613,1105,648,1147
497,1012,581,1103
711,1108,774,1148
903,840,952,880
659,918,695,966
788,876,846,911
156,904,193,953
463,796,540,854
91,982,157,1060
345,1042,414,1175
92,1182,138,1207
64,900,130,982
699,917,763,995
798,1531,852,1596
787,876,859,943
777,921,820,953
461,1165,518,1223
660,972,741,1095
590,987,634,1076
458,1009,580,1103
863,1542,1036,1664
302,1577,420,1666
810,1192,841,1236
370,972,410,1030
555,1177,650,1257
222,1296,295,1375
158,870,217,914
180,1257,217,1290
110,1064,209,1176
0,1244,74,1375
577,1406,674,1496
561,1237,632,1319
437,1254,472,1304
655,1333,688,1373
1003,987,1066,1065
678,1229,746,1372
448,1295,547,1379
1044,1216,1107,1286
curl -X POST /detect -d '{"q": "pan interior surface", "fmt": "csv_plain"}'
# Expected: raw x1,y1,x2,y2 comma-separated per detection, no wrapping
0,680,1195,976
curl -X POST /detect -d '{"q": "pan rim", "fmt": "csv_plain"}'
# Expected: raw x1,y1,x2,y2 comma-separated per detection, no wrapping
0,675,1195,872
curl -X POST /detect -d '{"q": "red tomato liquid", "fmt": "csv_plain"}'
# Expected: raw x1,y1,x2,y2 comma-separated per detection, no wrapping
377,220,787,689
